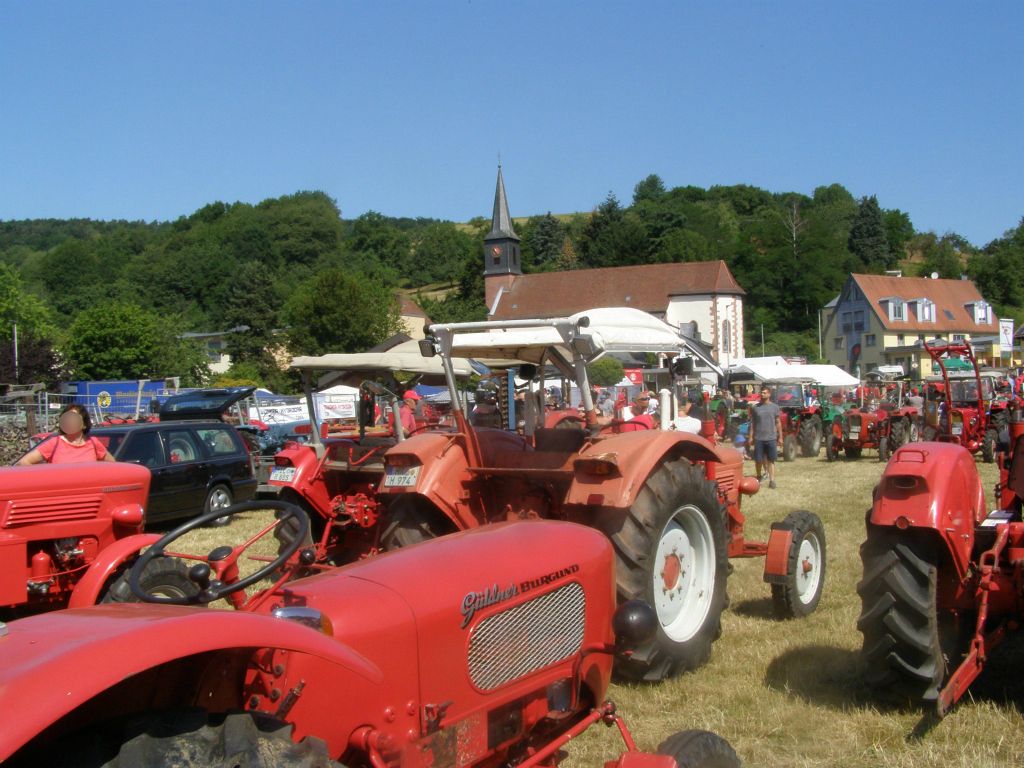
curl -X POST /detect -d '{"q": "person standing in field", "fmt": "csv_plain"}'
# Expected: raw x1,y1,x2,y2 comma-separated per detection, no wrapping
749,387,782,489
18,404,115,465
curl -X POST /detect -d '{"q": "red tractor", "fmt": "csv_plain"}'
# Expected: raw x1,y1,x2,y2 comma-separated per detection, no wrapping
379,308,826,682
857,408,1024,714
0,501,739,768
0,463,195,617
920,339,994,458
825,375,918,462
258,346,476,564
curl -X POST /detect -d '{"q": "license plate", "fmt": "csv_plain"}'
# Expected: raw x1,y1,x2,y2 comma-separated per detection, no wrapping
383,465,420,488
952,425,963,435
849,428,860,437
269,467,297,482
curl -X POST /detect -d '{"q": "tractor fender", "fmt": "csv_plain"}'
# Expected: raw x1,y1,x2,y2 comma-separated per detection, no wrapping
868,442,986,579
67,532,163,608
382,429,533,530
257,443,332,517
567,430,720,509
0,605,383,762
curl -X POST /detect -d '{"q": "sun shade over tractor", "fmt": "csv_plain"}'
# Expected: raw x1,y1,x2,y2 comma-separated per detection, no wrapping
289,339,476,381
433,307,687,368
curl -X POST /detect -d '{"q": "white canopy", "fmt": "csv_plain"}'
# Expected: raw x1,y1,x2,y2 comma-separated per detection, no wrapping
727,362,858,387
444,308,685,365
290,339,474,378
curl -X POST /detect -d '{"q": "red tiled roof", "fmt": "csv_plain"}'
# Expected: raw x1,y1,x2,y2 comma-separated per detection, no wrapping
399,295,431,322
851,274,997,334
492,261,743,319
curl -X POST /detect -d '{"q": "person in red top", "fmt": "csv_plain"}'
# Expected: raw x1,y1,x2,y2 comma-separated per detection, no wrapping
18,404,115,465
399,390,420,436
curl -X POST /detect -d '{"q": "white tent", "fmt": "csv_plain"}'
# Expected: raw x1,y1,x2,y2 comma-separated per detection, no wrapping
290,339,474,378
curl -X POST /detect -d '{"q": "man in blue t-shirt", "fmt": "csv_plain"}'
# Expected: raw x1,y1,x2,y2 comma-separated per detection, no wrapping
750,386,783,489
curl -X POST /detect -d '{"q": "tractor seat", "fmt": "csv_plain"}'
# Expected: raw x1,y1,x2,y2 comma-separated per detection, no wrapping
533,427,586,453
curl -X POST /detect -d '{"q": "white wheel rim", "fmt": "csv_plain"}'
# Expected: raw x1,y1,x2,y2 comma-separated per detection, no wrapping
794,532,822,604
652,504,715,642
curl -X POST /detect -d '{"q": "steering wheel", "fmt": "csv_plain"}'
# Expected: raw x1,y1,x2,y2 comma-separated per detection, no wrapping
129,500,310,605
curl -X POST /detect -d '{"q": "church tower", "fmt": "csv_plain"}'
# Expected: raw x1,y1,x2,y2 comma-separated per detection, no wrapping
483,165,521,312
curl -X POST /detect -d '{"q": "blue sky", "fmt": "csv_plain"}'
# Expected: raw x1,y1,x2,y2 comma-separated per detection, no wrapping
1,2,1021,246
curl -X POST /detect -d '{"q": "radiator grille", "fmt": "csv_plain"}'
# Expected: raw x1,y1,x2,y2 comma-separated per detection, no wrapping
4,495,102,527
467,582,585,691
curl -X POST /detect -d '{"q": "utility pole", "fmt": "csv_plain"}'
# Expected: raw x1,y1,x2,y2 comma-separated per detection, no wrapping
760,324,765,356
12,322,18,383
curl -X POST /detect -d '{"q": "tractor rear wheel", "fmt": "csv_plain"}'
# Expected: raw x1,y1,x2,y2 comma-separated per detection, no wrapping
657,729,741,768
798,416,822,458
770,511,826,619
101,557,196,604
889,419,905,448
878,436,890,462
782,434,797,462
856,528,967,708
96,711,340,767
380,497,455,550
608,461,729,682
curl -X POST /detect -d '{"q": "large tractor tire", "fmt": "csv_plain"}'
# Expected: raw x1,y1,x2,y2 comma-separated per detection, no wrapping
380,497,455,550
608,460,729,682
782,434,797,462
97,711,340,767
798,416,822,458
101,556,197,604
856,528,967,708
878,436,890,462
922,425,938,442
889,419,905,448
982,429,996,464
845,445,862,460
770,511,826,619
657,730,741,768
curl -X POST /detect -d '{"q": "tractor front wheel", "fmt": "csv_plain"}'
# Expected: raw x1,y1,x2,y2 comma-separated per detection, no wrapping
101,556,196,604
771,511,826,619
878,436,890,462
857,527,967,708
609,460,729,682
96,711,340,767
798,416,822,458
657,730,741,768
982,429,996,464
782,434,797,462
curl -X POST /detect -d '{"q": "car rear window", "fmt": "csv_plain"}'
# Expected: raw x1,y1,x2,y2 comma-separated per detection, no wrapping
196,427,241,456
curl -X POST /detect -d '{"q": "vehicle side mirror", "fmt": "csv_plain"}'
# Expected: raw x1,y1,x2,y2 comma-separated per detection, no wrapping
613,599,658,647
419,338,437,358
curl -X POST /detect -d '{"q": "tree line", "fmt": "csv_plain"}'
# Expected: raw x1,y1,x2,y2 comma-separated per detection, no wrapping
1,181,1021,391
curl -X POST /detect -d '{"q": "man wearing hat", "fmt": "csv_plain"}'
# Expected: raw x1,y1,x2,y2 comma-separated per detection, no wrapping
399,390,420,436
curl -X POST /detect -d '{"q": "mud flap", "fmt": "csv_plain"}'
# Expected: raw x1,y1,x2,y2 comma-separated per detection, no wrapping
762,524,794,585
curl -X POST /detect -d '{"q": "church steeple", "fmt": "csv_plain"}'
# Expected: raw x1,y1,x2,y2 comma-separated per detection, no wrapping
483,165,521,280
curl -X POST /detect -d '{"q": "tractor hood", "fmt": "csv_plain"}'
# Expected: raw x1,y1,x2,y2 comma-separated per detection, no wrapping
285,521,617,708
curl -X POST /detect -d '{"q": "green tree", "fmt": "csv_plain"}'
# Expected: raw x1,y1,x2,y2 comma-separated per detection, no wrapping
411,222,476,283
847,196,891,270
520,213,566,272
586,356,625,386
913,233,967,279
222,260,284,371
65,301,208,384
577,193,648,268
632,174,666,205
283,269,403,355
882,208,914,264
0,263,61,383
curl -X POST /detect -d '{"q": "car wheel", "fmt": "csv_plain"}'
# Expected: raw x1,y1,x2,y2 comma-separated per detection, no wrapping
205,484,234,527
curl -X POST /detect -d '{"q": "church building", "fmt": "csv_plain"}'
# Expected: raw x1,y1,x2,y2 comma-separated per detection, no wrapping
481,167,746,364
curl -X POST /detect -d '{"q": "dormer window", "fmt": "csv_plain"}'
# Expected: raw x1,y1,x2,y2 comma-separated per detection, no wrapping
882,298,905,321
909,298,935,322
965,300,991,324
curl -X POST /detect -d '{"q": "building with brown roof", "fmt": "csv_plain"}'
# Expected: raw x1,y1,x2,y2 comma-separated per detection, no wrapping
822,272,1005,377
398,295,432,340
482,168,746,363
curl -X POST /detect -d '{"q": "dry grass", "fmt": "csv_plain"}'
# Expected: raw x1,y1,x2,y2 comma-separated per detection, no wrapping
166,455,1024,766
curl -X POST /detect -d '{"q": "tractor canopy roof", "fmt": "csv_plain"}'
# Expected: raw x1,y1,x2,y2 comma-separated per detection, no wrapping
725,363,857,387
289,339,476,379
433,307,685,367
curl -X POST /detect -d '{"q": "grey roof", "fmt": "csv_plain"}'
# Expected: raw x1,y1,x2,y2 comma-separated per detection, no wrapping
484,165,519,242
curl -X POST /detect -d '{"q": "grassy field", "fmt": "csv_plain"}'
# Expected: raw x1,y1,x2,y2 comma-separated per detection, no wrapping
173,454,1024,767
